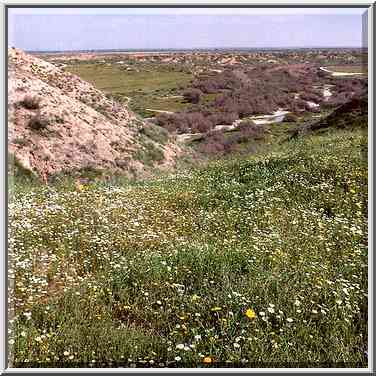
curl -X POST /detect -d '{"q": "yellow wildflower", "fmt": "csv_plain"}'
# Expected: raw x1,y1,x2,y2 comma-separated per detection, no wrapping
191,294,200,301
245,308,257,320
75,180,84,192
210,306,222,312
203,356,214,364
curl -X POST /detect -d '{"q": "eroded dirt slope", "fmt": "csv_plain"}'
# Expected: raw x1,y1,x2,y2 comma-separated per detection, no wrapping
8,48,182,180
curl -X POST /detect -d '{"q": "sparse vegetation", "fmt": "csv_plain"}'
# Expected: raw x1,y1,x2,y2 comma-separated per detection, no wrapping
140,124,170,145
12,138,29,147
28,112,49,131
53,114,65,124
19,95,41,110
196,122,266,157
183,88,202,104
8,153,38,186
133,142,165,166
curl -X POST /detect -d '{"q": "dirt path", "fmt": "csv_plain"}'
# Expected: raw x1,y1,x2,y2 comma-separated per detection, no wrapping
160,95,183,100
176,133,204,143
144,109,174,114
177,110,291,143
249,110,289,125
319,67,365,77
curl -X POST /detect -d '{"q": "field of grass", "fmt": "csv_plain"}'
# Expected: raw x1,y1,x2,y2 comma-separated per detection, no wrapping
9,128,367,368
66,63,193,116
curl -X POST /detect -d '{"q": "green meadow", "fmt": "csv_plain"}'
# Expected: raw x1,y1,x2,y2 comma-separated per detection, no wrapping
66,62,193,116
9,127,368,367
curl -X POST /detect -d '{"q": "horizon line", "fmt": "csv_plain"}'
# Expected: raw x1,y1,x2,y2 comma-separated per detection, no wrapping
21,46,368,53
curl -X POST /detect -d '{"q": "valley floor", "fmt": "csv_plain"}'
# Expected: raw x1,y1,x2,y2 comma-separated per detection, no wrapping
8,128,368,368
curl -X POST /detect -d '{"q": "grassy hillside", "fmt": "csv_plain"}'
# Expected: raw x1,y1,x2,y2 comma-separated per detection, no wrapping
290,97,367,137
9,128,367,367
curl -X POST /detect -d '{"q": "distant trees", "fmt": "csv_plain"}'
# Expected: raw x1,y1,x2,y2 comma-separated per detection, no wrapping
155,113,185,133
207,112,237,125
156,111,211,134
300,92,322,103
324,92,353,107
192,70,241,93
157,63,367,135
188,113,212,133
198,131,227,155
197,122,266,157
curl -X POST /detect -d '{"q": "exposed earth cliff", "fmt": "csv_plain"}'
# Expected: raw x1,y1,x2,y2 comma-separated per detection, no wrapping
8,48,182,181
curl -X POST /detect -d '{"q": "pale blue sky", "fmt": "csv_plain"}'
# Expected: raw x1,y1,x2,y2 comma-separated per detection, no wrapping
8,8,368,51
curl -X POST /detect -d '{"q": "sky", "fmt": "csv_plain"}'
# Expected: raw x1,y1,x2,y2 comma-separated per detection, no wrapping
8,8,368,51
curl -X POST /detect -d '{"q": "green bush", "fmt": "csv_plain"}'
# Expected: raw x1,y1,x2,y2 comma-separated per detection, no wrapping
134,142,165,166
140,124,170,145
12,138,28,147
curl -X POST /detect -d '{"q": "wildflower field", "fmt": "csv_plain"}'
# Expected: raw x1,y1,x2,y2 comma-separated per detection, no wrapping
9,128,368,368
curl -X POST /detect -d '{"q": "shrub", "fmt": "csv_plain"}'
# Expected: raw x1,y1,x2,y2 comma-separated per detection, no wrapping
197,119,267,156
214,94,227,107
28,112,49,131
147,144,165,163
8,153,38,184
12,138,28,147
20,95,41,110
237,101,255,118
233,122,265,142
156,112,213,134
140,124,170,145
187,113,212,133
325,92,353,107
237,119,257,130
134,143,165,166
207,112,237,125
75,166,105,180
155,113,184,133
198,131,227,155
183,88,202,104
300,92,322,103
